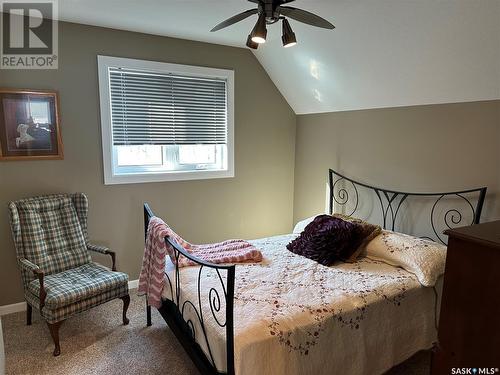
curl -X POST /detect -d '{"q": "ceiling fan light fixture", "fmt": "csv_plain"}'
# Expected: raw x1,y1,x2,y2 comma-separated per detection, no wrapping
282,18,297,48
252,36,266,44
250,13,267,44
246,34,259,49
210,1,335,50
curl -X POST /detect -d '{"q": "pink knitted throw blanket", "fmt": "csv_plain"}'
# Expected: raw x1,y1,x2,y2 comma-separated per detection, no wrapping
138,216,262,308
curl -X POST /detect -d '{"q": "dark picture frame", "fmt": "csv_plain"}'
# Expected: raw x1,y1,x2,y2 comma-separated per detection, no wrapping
0,89,63,160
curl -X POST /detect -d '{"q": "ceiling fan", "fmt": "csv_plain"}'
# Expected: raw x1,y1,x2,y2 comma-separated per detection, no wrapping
210,0,335,49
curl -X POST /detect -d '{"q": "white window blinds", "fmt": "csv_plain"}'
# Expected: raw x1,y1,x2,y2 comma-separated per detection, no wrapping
109,67,227,146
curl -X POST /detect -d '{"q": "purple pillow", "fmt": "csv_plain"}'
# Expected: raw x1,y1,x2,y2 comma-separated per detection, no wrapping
286,215,365,266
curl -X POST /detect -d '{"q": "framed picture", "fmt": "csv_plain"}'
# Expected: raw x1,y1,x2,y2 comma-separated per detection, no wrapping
0,89,63,160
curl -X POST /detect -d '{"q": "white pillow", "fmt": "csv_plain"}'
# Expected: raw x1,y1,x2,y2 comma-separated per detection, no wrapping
365,230,447,287
292,215,320,234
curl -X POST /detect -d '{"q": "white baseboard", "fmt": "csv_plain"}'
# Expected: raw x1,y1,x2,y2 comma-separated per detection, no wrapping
128,279,138,289
0,279,139,316
0,302,26,316
0,317,4,375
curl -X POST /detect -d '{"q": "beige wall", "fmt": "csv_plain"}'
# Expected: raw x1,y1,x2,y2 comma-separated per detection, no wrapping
1,22,499,308
294,101,500,224
0,22,296,305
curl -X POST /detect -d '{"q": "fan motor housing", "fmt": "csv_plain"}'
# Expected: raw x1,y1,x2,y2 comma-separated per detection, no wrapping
259,2,281,24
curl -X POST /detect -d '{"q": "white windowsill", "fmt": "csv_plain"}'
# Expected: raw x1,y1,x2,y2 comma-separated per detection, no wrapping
103,169,235,185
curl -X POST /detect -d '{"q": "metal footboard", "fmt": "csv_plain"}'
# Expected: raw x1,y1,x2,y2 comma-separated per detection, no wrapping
144,203,235,375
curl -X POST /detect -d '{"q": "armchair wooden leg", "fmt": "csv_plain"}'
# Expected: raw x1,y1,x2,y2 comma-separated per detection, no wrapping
120,295,130,325
26,303,32,326
47,321,64,356
146,302,152,327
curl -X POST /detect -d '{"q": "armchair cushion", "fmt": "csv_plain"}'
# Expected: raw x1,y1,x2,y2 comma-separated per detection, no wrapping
25,282,129,324
27,262,128,309
16,195,91,275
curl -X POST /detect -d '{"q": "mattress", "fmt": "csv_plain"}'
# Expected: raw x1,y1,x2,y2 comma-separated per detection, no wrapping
161,234,442,375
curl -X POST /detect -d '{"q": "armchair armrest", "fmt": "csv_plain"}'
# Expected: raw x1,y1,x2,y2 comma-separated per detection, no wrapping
87,243,116,271
18,258,46,309
33,269,46,310
18,258,39,273
87,243,109,254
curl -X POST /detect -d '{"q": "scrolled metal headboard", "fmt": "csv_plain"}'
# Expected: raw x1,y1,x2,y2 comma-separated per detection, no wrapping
329,169,487,244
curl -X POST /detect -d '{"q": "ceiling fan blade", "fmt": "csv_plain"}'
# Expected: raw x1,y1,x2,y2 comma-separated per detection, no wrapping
210,9,259,32
279,6,335,29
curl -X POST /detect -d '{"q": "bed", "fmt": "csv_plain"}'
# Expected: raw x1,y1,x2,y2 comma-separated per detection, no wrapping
143,169,487,375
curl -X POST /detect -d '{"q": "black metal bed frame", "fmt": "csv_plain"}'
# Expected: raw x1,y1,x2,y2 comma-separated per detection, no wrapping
329,169,487,244
143,170,487,375
144,204,235,375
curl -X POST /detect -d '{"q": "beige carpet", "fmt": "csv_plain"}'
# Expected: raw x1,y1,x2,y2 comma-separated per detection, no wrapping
2,292,430,375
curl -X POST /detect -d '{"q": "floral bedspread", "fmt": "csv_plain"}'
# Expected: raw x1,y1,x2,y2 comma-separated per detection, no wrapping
162,234,441,375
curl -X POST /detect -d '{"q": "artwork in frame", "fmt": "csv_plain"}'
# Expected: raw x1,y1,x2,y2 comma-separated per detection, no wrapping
0,89,63,160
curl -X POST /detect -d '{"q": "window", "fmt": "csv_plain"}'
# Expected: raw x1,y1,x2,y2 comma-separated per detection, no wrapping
28,100,51,124
97,56,234,184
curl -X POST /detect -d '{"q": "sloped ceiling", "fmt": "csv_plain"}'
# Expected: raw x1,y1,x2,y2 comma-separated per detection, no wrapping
59,0,500,114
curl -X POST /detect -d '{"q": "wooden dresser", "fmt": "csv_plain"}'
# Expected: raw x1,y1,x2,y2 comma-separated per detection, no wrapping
432,220,500,374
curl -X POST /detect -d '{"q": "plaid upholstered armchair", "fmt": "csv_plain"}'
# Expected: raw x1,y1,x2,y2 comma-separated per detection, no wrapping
8,193,130,356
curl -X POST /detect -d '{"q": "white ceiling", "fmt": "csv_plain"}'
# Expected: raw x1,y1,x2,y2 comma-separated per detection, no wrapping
59,0,500,114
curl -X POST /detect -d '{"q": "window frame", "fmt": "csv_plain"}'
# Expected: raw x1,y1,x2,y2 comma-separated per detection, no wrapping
97,55,235,185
